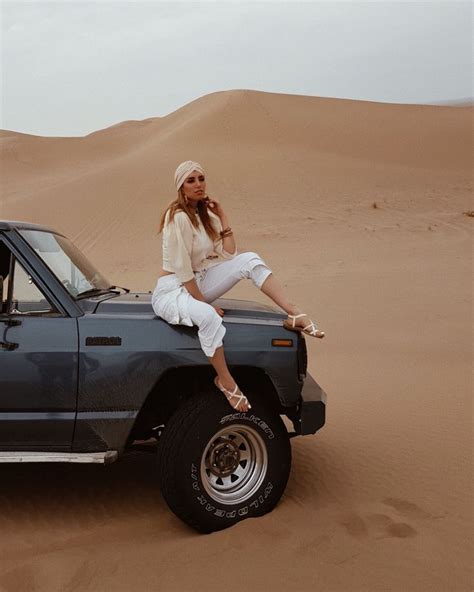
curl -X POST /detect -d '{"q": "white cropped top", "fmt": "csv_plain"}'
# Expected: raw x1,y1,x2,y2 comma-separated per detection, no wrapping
161,208,238,283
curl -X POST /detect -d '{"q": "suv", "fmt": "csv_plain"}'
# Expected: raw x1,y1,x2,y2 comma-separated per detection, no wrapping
0,220,327,532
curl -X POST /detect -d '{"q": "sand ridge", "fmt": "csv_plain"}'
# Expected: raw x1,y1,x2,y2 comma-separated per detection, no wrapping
0,90,472,591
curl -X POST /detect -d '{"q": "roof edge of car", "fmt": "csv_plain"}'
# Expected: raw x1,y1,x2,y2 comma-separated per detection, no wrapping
0,219,58,233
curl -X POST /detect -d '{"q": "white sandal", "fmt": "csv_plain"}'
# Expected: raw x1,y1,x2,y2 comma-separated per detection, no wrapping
283,313,325,338
214,377,252,411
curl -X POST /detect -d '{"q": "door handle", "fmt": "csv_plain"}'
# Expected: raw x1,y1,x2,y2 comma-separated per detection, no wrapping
0,341,18,351
1,317,21,350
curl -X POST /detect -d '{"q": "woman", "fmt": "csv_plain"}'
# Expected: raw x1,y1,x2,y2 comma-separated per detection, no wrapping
152,161,324,413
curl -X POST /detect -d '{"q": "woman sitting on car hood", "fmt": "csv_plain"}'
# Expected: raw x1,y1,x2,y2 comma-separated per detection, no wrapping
152,160,325,412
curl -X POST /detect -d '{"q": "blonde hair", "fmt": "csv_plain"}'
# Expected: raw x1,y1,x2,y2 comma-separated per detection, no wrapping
158,188,220,242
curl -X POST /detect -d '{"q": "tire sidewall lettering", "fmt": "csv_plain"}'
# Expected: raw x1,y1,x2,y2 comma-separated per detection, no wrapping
192,480,274,519
219,413,275,440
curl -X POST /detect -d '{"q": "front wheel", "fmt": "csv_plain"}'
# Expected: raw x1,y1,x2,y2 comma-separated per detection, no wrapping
158,390,291,533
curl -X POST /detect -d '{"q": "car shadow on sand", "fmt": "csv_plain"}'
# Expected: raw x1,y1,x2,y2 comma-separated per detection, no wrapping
0,451,170,526
0,438,337,532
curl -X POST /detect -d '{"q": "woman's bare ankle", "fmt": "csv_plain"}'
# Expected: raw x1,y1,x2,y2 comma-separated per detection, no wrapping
218,374,236,390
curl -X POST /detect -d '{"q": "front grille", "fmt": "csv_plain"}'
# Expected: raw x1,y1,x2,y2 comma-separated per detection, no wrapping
297,333,308,379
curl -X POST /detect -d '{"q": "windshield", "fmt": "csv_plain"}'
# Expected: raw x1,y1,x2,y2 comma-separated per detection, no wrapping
19,229,112,298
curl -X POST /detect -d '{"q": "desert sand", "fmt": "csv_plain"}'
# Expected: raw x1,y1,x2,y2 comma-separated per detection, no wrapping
0,90,472,592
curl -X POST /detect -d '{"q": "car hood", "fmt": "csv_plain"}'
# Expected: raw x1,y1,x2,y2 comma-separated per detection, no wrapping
91,291,286,321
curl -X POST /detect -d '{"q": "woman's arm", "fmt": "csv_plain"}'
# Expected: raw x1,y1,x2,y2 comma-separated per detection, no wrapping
182,277,206,302
206,196,236,255
218,212,237,255
168,212,195,283
170,210,224,314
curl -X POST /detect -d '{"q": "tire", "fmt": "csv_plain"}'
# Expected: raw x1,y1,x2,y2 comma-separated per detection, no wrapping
158,389,291,533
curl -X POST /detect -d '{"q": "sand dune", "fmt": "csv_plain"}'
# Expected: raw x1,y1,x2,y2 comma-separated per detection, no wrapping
0,91,472,591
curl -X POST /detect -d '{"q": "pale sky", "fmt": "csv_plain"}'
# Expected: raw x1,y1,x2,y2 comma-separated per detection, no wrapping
1,0,472,136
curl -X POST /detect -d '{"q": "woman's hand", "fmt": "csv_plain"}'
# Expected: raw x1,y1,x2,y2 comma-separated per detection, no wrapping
204,195,234,253
213,305,225,317
205,195,225,219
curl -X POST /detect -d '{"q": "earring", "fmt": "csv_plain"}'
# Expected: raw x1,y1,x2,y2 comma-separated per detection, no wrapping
184,195,189,204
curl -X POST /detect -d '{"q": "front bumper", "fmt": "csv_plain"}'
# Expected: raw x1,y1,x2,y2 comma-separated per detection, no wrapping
297,373,327,435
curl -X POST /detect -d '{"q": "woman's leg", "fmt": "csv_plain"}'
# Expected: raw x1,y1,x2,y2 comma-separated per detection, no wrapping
200,253,308,327
207,346,250,412
197,252,271,301
186,295,250,412
202,253,321,331
259,273,301,316
259,274,324,333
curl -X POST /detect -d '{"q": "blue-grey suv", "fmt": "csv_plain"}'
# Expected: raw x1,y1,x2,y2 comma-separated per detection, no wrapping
0,220,326,532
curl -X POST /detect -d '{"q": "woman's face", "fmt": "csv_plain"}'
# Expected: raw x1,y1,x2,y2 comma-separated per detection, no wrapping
181,170,206,205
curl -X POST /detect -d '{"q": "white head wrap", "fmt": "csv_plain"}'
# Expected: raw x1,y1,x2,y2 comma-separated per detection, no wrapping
174,160,205,191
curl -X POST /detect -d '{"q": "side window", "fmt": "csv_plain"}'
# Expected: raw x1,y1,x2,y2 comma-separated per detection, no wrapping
0,239,58,316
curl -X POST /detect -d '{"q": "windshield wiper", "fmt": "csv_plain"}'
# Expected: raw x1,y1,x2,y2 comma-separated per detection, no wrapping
75,288,116,300
75,285,130,300
109,285,130,293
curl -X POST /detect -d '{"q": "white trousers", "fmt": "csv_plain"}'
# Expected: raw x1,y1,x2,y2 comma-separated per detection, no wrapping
152,252,272,357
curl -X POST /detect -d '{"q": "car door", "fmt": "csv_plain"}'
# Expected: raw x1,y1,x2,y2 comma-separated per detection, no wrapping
0,236,78,449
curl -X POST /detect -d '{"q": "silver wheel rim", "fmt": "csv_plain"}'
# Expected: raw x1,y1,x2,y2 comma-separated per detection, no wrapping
200,424,268,505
